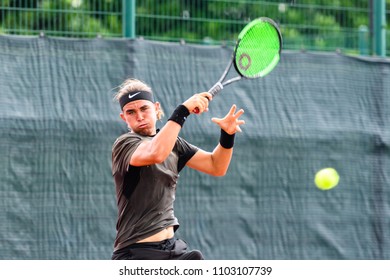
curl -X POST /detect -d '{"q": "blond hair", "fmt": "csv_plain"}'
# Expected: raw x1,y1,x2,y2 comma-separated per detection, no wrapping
114,78,164,120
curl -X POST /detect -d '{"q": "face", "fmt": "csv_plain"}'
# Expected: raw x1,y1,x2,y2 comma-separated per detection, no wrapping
120,99,160,136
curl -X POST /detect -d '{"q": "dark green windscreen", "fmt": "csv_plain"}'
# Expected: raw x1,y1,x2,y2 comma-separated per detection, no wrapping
0,37,389,260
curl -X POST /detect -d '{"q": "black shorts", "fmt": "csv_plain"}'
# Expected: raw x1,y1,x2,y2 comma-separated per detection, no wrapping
111,237,204,260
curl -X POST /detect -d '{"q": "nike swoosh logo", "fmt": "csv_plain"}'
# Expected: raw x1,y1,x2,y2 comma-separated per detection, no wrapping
128,92,141,99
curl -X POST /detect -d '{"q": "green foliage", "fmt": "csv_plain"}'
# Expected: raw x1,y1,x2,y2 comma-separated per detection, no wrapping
0,0,388,54
0,0,122,37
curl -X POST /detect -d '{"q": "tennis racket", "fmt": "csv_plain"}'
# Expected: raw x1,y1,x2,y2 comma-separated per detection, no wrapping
194,17,282,113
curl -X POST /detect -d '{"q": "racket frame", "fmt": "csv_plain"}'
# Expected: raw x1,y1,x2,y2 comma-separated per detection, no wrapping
209,17,282,97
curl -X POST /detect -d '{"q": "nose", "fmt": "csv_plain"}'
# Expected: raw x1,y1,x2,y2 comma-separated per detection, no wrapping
135,111,144,121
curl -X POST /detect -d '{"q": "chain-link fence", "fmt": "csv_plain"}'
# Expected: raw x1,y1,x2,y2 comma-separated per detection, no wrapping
0,1,389,57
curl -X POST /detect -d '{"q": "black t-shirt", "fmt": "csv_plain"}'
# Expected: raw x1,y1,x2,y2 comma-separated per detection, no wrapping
111,132,198,251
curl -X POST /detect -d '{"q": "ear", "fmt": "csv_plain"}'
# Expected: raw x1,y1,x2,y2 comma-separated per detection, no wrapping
154,101,161,111
120,112,126,122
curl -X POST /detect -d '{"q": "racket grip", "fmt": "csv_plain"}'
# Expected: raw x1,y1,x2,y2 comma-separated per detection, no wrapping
192,82,222,114
208,82,223,97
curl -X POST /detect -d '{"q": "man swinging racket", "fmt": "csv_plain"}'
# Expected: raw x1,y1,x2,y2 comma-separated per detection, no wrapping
111,78,245,260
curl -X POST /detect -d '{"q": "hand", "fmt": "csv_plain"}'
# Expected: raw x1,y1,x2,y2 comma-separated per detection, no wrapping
182,92,212,114
211,104,245,134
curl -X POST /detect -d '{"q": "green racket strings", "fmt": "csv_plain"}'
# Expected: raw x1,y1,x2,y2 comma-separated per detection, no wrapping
235,19,281,78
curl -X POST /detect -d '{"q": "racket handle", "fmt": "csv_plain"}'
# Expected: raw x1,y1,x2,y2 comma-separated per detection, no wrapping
192,82,223,114
208,82,223,97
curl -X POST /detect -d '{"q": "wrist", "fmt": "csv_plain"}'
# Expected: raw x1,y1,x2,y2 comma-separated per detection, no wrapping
168,105,190,127
219,129,235,149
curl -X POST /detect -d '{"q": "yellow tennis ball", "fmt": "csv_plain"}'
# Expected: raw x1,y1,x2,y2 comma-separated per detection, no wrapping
314,168,339,190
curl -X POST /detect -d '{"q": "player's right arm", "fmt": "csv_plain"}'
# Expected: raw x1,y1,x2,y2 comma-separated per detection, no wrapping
130,121,181,166
130,92,211,166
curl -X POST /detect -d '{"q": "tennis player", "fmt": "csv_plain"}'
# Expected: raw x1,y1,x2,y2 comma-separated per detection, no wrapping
111,78,245,260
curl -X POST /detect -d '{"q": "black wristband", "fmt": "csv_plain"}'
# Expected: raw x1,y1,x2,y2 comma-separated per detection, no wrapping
168,105,190,127
219,129,235,149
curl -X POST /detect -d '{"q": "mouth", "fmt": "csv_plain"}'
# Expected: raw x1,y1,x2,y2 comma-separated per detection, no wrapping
138,123,148,129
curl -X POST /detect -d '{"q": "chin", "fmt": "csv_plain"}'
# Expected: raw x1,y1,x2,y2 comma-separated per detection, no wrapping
135,128,153,136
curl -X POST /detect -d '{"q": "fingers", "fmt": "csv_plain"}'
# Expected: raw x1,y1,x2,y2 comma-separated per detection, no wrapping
200,92,213,101
196,92,212,113
232,118,245,133
211,117,221,124
229,104,244,118
211,104,245,134
184,92,212,114
228,104,237,115
233,108,245,118
236,119,246,126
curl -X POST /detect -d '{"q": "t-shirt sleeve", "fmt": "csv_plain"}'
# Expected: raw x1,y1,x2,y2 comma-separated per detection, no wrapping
112,134,143,176
176,136,199,172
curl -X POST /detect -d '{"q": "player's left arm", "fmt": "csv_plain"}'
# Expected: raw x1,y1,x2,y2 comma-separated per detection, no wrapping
186,104,245,176
186,146,233,176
